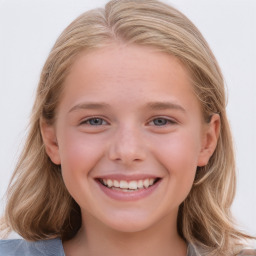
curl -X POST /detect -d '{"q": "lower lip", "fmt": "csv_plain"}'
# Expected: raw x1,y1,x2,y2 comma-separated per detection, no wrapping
96,179,161,201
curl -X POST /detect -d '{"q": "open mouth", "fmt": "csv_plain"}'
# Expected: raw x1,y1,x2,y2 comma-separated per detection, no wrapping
97,177,161,192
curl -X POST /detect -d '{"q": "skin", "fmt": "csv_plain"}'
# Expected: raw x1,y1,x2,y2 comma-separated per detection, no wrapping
41,44,220,256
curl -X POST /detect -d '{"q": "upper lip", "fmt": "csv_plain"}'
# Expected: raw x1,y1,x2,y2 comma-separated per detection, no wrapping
94,174,161,181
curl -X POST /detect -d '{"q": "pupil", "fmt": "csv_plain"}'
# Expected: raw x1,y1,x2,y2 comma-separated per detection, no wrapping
154,119,167,126
90,118,102,125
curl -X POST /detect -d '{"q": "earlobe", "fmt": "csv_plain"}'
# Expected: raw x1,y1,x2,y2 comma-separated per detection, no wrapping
197,114,220,167
40,119,61,165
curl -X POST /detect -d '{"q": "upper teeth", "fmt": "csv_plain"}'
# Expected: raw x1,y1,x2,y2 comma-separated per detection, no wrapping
102,178,156,189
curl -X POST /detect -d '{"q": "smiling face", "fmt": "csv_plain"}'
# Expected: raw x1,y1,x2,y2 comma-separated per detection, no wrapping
41,44,219,234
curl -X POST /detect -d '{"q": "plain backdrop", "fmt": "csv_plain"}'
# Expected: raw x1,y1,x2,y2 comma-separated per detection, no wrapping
0,0,255,237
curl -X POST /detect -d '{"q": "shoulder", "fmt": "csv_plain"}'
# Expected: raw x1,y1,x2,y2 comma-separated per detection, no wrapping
187,243,256,256
0,238,65,256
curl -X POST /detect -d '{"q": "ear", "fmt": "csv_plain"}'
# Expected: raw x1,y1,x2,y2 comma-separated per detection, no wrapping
40,118,61,165
197,114,220,167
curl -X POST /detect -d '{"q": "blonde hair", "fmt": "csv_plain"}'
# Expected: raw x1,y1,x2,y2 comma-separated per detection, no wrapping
1,0,253,254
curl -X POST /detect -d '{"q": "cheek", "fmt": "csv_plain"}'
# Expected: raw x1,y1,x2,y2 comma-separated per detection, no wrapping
57,129,104,179
56,129,106,203
156,132,201,170
152,131,201,198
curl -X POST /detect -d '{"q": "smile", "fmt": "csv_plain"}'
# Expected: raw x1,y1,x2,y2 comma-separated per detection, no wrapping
96,177,162,201
99,178,159,191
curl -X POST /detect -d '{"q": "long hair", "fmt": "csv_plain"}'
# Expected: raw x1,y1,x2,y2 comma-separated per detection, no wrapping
1,0,253,254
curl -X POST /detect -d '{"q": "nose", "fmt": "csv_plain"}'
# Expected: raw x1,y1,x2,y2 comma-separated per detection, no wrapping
108,125,147,165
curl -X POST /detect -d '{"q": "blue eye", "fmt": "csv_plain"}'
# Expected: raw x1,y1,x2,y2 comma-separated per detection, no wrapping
153,118,168,126
82,118,107,126
150,118,176,126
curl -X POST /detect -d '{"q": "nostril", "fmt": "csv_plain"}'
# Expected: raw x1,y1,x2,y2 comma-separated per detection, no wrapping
108,132,146,163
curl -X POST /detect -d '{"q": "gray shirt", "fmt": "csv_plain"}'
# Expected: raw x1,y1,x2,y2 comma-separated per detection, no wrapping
0,239,255,255
0,239,65,256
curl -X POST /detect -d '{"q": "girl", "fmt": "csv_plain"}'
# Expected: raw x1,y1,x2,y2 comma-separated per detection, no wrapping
0,0,255,255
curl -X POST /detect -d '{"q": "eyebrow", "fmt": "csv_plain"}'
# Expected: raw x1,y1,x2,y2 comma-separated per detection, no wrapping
68,102,111,113
146,101,186,113
68,101,186,113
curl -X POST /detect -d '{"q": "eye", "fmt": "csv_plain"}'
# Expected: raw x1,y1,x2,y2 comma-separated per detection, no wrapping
81,117,108,126
149,117,176,126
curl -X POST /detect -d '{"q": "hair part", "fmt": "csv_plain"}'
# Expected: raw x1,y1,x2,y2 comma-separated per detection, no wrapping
1,0,253,254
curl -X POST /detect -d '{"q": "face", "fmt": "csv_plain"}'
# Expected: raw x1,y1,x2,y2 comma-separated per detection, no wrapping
42,44,219,233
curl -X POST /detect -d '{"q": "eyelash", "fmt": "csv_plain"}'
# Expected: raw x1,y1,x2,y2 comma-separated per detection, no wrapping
80,117,108,126
80,117,177,127
148,117,177,127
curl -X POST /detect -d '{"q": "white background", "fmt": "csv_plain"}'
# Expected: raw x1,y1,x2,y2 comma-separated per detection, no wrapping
0,0,255,237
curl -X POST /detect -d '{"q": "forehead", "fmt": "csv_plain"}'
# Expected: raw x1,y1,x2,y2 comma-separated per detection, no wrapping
65,44,193,90
60,44,200,115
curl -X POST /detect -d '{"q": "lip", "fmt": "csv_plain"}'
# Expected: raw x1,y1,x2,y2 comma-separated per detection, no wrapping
95,177,162,201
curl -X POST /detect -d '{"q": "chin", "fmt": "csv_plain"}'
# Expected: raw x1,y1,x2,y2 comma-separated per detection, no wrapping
98,209,163,233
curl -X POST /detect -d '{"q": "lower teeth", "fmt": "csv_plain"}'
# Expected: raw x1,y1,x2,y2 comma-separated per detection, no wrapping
111,187,141,192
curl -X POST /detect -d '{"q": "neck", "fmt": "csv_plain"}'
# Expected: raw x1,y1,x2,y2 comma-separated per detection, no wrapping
63,212,187,256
